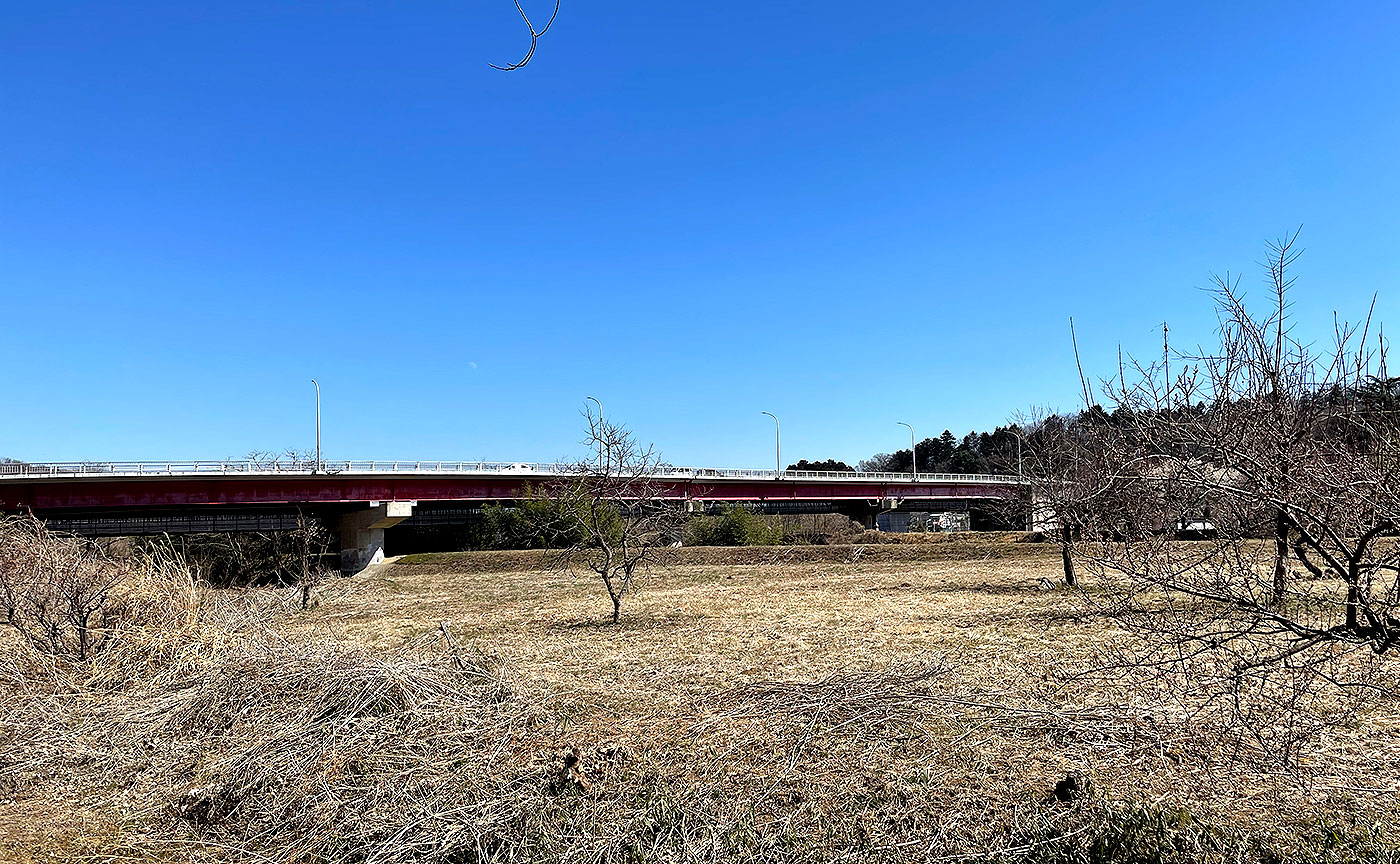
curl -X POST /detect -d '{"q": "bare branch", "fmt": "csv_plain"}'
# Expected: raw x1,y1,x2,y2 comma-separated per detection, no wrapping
490,0,561,71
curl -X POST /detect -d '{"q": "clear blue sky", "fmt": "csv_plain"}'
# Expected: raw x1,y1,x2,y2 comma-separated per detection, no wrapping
3,1,1398,466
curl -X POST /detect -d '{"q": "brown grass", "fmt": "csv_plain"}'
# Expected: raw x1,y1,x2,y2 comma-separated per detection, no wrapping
3,535,1399,862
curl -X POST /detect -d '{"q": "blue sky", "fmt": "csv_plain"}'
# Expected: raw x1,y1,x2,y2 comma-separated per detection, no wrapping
3,1,1398,466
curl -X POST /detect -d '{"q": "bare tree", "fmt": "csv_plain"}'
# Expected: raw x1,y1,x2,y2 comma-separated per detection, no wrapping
1013,411,1096,588
244,449,321,472
1010,234,1400,760
1045,232,1400,665
536,409,688,624
292,513,336,610
1006,320,1145,588
0,515,123,659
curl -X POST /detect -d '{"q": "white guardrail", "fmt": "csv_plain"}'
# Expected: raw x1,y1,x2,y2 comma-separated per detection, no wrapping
0,460,1019,484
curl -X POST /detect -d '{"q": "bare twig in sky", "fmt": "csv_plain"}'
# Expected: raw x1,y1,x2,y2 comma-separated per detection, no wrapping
490,0,561,71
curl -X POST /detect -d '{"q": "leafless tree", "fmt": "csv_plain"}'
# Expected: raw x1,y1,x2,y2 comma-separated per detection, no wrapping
0,515,123,659
1014,233,1400,758
244,449,320,472
1006,321,1148,588
1012,410,1099,588
535,408,688,624
292,514,336,609
1031,232,1399,697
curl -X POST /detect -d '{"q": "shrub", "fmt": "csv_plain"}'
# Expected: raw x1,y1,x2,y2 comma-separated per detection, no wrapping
0,515,197,660
686,506,788,546
134,516,334,588
463,496,593,551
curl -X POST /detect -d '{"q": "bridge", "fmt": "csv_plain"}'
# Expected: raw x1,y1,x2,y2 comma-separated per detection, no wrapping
0,460,1023,571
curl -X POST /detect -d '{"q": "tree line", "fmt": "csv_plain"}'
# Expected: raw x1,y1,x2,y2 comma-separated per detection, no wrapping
788,425,1027,475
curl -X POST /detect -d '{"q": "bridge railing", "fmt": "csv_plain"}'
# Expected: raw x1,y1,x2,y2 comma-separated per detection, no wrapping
0,459,1020,484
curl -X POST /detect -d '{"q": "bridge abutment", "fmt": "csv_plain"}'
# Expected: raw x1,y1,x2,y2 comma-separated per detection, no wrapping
338,501,415,573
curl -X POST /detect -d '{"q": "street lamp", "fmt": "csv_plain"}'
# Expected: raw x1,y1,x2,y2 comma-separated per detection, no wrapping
310,379,322,474
761,411,781,477
1006,428,1024,477
586,396,603,472
897,422,916,478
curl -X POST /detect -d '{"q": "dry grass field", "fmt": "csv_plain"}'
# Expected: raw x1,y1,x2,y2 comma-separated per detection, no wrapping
3,536,1399,862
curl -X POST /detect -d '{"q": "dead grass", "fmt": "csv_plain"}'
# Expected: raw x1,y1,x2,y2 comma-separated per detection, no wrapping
304,541,1400,842
393,534,1051,573
3,536,1399,862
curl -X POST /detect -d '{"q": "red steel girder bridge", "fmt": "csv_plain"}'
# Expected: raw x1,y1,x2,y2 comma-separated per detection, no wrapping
0,460,1023,570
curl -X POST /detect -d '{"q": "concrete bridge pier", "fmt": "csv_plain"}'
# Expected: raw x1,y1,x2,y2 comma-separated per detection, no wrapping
1029,492,1058,533
338,501,415,573
836,500,894,531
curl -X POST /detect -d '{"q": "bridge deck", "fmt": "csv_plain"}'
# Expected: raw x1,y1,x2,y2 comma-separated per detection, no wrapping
0,460,1021,512
0,459,1015,484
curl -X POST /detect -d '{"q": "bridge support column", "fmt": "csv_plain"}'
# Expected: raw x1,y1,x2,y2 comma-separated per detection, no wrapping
338,501,415,573
1029,492,1058,534
836,501,884,531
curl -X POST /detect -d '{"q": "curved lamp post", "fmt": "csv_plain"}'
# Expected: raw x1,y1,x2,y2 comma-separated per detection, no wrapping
1007,429,1024,477
311,379,322,474
897,422,916,478
761,411,781,477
